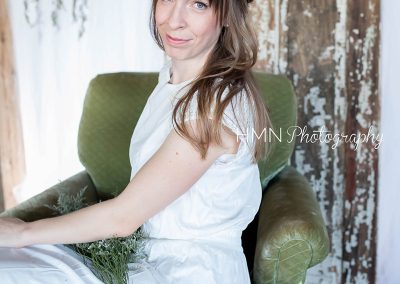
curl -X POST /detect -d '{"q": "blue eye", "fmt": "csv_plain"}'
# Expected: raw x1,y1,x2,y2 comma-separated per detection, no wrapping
194,1,208,10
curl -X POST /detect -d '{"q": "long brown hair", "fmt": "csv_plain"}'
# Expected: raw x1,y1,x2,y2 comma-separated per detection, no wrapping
150,0,273,164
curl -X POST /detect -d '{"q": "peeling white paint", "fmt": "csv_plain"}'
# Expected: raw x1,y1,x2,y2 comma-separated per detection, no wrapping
280,0,289,32
253,0,276,72
356,81,373,128
319,46,335,62
355,136,376,254
293,73,299,87
369,0,375,12
360,25,377,78
304,86,333,127
278,0,288,73
273,0,280,74
303,9,312,17
351,270,369,284
294,148,313,175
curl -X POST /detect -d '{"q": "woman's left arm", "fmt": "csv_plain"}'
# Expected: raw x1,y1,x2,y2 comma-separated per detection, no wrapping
0,120,239,248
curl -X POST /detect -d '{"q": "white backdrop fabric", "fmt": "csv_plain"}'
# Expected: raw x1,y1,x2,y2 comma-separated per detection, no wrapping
7,0,163,202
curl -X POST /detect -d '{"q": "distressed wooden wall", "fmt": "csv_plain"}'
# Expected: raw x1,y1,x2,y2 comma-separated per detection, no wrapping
0,0,25,211
250,0,380,283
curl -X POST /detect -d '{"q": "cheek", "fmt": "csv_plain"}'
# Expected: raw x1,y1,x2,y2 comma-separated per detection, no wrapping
192,17,219,38
196,23,220,44
155,3,168,26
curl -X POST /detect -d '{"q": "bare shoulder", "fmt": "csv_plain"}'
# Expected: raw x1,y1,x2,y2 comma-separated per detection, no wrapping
182,118,237,158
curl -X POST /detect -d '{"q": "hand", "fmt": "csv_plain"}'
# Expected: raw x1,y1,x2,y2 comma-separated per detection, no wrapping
0,217,27,248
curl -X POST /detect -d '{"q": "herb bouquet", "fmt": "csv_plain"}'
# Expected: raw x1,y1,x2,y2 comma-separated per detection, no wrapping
46,186,148,284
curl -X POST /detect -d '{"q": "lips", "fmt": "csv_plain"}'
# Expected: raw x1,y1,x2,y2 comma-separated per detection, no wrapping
166,34,191,45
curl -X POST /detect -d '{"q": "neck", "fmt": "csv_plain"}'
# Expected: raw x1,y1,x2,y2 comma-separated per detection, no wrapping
169,55,208,84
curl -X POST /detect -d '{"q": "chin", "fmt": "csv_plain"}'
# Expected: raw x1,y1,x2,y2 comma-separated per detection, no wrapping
164,50,190,61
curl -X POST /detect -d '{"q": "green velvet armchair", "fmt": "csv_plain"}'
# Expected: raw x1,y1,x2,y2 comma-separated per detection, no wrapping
0,71,329,283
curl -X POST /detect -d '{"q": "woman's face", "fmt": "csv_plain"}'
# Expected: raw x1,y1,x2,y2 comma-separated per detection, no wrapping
155,0,222,64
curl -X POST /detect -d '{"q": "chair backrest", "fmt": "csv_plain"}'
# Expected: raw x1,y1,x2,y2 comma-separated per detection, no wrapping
253,72,297,188
78,72,297,199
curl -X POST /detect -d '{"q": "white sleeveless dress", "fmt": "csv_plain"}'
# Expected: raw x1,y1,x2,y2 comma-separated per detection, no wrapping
0,57,262,284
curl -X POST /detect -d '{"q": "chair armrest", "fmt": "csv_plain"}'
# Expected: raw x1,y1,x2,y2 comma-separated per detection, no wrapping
0,171,98,222
253,166,329,284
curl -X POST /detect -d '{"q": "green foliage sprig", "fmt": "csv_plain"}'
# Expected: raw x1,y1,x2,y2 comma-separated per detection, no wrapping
46,186,148,284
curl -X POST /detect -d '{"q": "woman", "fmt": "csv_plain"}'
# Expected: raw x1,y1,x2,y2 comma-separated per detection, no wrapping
0,0,272,283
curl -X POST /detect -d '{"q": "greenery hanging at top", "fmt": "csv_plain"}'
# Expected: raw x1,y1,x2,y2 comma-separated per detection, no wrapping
23,0,88,38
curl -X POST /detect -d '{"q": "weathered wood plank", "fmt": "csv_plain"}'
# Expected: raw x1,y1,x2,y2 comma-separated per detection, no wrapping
0,0,26,211
283,1,344,283
342,0,380,282
250,0,277,72
251,0,380,283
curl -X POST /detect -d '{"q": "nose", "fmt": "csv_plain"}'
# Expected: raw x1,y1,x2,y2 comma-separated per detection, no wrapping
167,2,187,30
